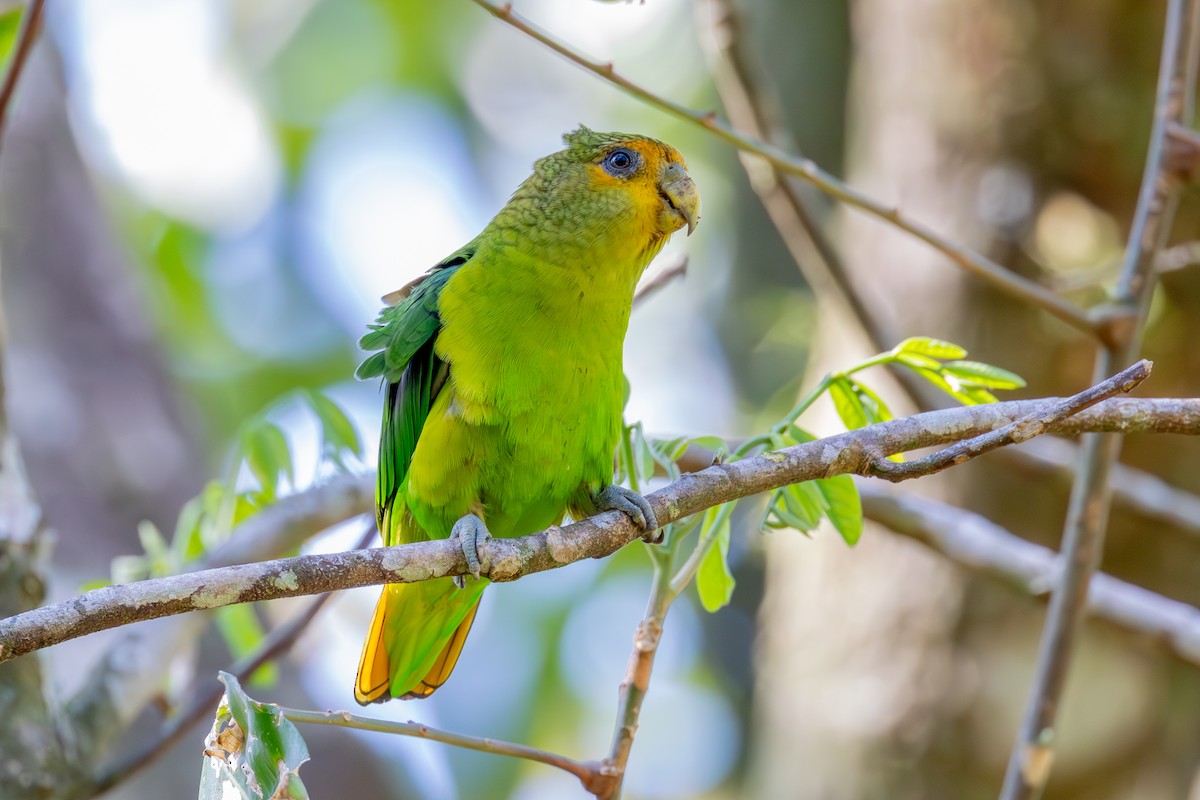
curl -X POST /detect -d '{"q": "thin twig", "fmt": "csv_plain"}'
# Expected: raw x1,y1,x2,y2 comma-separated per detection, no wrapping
632,257,688,306
871,360,1151,481
91,521,377,794
468,0,1100,337
859,486,1200,668
4,396,1200,662
0,0,45,149
597,558,673,799
1001,0,1195,796
282,707,613,794
60,474,374,767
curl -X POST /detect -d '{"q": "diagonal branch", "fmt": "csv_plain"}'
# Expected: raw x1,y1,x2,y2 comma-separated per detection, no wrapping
3,396,1200,663
282,706,613,795
632,256,688,306
468,0,1100,337
871,360,1151,481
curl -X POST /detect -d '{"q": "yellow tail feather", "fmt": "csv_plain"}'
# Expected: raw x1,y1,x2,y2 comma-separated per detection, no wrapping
354,585,482,705
402,602,480,699
354,590,393,704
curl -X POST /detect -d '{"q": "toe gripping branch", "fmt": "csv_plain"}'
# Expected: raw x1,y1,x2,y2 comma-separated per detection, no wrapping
595,484,662,544
450,513,491,588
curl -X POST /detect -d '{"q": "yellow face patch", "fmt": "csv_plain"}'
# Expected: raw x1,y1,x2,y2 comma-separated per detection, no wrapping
582,139,690,240
585,139,686,187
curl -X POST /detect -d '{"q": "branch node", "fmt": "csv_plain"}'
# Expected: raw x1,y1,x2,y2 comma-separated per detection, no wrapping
633,618,662,653
1019,734,1056,787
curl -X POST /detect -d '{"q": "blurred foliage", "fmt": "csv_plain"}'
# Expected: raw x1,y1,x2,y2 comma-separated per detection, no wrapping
0,7,22,69
95,390,361,686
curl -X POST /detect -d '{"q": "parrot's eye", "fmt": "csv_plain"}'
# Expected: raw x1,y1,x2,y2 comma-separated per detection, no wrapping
602,148,639,177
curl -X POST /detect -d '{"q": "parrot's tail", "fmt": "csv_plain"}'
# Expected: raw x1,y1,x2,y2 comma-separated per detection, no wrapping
354,578,482,704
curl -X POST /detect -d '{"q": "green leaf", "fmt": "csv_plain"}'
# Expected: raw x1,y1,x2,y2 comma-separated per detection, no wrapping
784,482,827,531
696,507,735,612
961,385,999,404
215,605,278,687
940,360,1026,390
0,9,22,71
764,482,826,532
303,390,364,463
78,578,111,592
895,336,967,360
648,435,692,481
137,520,170,568
173,493,208,561
201,672,309,800
904,365,979,405
814,474,863,546
241,421,293,500
650,436,689,465
894,351,944,372
687,435,729,452
829,377,868,430
783,426,817,445
849,378,893,424
111,555,149,585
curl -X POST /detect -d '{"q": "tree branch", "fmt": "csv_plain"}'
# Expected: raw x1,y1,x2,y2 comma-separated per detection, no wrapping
870,360,1151,481
467,0,1100,337
1000,438,1200,537
3,397,1199,663
1001,0,1198,795
597,555,672,799
60,476,374,771
632,256,688,306
859,486,1200,668
91,521,377,795
282,707,613,795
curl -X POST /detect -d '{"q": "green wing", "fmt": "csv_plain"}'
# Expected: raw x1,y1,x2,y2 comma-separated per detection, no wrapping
357,247,473,540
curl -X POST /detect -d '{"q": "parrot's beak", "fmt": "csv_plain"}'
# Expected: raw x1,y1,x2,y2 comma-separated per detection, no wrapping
658,162,700,236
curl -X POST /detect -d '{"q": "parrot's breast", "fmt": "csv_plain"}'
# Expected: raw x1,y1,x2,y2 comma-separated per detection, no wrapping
404,246,640,540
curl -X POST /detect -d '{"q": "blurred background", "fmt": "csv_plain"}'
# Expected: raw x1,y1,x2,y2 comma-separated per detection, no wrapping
0,0,1198,798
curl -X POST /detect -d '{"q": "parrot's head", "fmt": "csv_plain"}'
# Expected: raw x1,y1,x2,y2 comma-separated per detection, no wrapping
504,126,700,264
560,125,699,238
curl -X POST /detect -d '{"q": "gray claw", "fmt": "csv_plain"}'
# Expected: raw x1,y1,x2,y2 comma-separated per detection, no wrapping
449,513,491,588
595,484,659,539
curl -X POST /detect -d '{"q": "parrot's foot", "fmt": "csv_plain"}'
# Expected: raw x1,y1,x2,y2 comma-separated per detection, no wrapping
450,513,491,589
595,485,661,543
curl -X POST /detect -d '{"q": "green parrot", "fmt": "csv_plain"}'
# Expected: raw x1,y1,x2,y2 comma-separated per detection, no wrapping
354,126,700,703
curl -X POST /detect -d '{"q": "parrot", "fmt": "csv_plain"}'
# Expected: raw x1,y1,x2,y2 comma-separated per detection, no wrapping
353,126,700,704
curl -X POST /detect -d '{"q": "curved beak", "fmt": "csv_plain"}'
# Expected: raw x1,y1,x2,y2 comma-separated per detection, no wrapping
658,162,700,236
